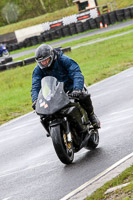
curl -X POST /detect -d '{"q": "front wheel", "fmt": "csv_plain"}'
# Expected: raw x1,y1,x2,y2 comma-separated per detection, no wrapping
85,129,99,150
50,125,74,164
2,50,9,57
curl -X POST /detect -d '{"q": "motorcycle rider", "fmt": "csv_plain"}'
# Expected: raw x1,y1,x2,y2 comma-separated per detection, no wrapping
31,44,100,130
0,43,9,57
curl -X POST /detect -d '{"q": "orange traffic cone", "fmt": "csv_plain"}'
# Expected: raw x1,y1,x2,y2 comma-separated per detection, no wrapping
105,23,108,28
100,22,103,29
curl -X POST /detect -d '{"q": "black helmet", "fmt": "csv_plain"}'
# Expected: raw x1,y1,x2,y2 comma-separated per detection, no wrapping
35,44,55,69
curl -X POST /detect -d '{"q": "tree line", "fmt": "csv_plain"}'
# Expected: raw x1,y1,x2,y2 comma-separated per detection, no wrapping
0,0,73,26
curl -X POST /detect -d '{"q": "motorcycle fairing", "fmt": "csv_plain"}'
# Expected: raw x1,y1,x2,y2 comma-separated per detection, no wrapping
36,76,70,115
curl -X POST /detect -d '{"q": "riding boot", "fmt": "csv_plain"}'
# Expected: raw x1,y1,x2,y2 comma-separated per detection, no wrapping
88,111,101,129
79,93,100,129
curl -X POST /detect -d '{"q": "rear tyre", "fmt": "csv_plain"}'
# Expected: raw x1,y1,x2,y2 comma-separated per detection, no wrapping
51,125,74,164
85,129,99,150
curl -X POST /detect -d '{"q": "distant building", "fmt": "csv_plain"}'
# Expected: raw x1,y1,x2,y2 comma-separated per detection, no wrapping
73,0,98,13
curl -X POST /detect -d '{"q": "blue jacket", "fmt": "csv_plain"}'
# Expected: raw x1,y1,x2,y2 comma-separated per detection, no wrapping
31,50,84,102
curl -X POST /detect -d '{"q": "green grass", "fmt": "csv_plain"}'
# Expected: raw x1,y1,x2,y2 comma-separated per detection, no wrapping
0,26,133,125
98,0,133,10
70,31,133,86
14,53,35,61
0,64,34,124
86,165,133,200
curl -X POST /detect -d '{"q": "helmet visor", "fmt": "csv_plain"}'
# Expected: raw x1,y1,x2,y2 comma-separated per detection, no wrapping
36,56,52,69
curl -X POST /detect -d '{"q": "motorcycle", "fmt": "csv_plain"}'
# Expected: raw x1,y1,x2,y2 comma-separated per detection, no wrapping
36,76,99,164
0,44,9,57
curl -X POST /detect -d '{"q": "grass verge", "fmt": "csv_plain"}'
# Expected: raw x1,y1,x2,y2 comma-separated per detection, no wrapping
86,165,133,200
0,64,34,124
0,26,133,125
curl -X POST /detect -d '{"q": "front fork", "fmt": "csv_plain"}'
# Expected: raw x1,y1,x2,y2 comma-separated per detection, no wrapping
63,117,73,152
48,117,72,150
64,117,72,142
43,117,72,141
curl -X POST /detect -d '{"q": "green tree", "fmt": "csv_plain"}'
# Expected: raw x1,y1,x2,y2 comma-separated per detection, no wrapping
2,2,20,24
0,0,74,26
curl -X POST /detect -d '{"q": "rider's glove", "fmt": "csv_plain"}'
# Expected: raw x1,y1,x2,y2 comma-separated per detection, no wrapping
32,100,37,110
71,90,82,97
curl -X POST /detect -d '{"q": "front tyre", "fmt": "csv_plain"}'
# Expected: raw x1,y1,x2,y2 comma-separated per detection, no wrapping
50,125,74,164
2,50,9,57
85,129,99,150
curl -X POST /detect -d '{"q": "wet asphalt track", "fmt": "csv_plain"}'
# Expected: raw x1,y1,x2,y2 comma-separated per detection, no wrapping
0,67,133,200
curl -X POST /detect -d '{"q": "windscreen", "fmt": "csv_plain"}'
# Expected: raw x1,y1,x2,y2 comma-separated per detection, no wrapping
41,76,59,101
36,76,70,115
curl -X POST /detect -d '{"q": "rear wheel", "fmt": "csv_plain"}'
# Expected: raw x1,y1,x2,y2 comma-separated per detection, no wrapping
85,129,99,150
50,125,74,164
